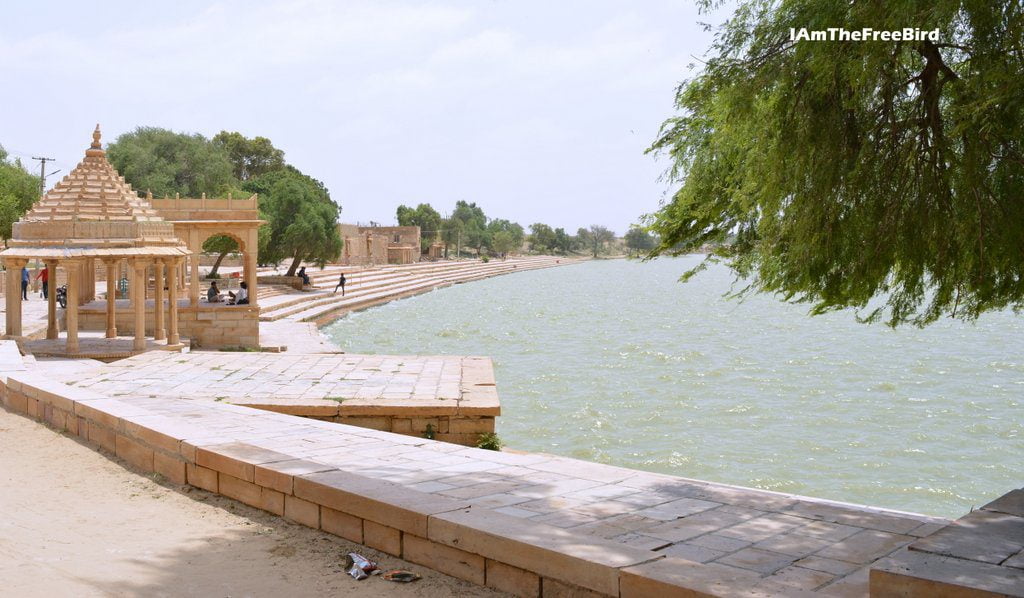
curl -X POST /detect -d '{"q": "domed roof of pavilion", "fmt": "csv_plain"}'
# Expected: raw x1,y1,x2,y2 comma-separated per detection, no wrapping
1,126,189,259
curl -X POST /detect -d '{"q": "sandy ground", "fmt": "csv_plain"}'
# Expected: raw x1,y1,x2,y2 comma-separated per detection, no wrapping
0,407,507,598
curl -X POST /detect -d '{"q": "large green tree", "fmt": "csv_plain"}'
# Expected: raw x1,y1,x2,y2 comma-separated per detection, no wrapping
107,127,237,198
213,131,285,181
396,203,443,251
648,0,1024,326
452,200,489,254
0,146,40,245
244,167,342,276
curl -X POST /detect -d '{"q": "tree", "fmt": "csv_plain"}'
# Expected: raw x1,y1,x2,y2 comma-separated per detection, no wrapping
529,223,556,254
452,200,489,254
584,225,616,257
440,217,465,259
396,203,443,252
553,228,573,255
0,146,40,245
213,131,285,181
624,225,657,257
486,219,525,254
648,1,1024,326
244,167,341,275
107,127,237,198
491,231,516,258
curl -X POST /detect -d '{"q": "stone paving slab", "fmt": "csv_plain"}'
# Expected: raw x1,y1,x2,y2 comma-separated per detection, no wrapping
53,349,500,417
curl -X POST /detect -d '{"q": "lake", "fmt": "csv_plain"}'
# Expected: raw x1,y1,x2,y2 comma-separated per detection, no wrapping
323,257,1024,518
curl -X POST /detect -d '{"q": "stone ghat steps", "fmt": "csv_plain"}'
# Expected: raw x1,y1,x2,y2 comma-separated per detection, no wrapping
259,258,573,323
257,262,504,314
0,358,958,598
288,259,571,325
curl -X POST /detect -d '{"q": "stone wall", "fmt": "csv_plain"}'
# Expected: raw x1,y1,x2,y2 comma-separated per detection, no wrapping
76,305,260,349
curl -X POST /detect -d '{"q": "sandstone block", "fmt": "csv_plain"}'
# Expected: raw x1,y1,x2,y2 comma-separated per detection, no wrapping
284,495,320,529
219,473,263,508
259,487,285,516
364,520,402,556
115,434,155,472
154,452,187,485
88,424,116,453
404,534,485,585
487,559,541,597
321,506,362,543
254,458,336,495
186,463,219,493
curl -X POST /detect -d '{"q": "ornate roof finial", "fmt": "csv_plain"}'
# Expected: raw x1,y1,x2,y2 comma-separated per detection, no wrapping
86,124,106,157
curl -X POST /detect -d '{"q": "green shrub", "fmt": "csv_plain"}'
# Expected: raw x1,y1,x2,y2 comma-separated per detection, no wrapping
476,432,502,451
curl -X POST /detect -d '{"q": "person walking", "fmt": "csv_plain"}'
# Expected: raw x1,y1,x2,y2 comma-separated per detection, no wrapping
35,266,49,299
21,267,29,301
333,272,346,296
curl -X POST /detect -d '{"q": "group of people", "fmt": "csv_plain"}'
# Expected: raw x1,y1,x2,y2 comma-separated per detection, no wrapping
18,266,49,301
204,267,346,305
206,280,248,305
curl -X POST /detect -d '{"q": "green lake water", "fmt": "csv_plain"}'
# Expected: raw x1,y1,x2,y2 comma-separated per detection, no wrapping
322,257,1024,519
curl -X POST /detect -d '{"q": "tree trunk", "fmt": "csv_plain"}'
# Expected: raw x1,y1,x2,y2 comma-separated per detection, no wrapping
285,255,303,277
208,250,229,277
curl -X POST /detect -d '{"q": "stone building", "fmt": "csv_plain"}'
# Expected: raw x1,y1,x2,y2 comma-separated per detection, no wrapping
336,224,421,265
1,126,264,353
1,126,190,356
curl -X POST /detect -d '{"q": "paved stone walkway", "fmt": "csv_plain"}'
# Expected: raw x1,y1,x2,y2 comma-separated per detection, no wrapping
56,350,498,417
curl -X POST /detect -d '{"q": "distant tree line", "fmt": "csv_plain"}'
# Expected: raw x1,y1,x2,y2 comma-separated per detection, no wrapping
107,127,341,277
395,201,631,259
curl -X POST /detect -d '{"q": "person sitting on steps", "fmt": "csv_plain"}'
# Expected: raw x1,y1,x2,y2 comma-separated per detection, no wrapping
297,266,310,287
228,281,249,305
207,281,223,303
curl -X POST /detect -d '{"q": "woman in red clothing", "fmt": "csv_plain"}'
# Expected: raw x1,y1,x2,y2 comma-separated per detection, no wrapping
34,267,48,299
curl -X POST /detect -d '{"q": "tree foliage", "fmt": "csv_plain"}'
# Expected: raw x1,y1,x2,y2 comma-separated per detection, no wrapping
396,203,443,251
583,225,616,257
244,167,341,275
529,223,556,253
0,146,40,243
452,200,489,253
625,225,657,257
487,219,525,253
107,127,237,198
213,131,285,181
648,0,1024,326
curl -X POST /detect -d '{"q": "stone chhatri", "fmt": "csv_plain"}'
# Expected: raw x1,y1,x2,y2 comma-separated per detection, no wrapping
5,125,187,254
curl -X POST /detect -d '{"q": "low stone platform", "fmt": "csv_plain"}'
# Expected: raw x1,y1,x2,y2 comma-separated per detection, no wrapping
22,332,186,361
54,350,499,445
2,351,958,597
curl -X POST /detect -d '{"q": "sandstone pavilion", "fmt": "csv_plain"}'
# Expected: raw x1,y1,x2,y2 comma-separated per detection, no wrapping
1,126,263,358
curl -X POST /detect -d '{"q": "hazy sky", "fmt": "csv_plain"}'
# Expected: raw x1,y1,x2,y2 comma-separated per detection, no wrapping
1,1,727,233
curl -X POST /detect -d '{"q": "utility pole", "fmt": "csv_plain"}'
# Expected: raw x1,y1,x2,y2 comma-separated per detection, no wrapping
457,229,461,261
32,156,58,198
